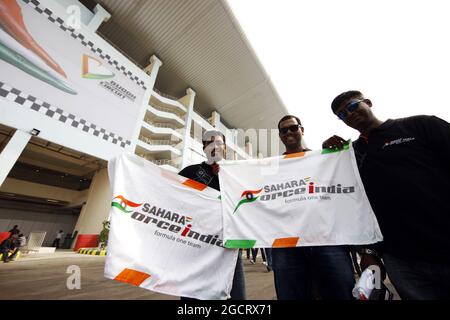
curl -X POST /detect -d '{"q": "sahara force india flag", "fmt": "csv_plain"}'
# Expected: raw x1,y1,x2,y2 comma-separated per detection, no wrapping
104,154,238,300
219,143,383,249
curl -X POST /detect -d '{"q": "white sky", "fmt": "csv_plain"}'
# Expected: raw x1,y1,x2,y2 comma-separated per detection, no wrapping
228,0,450,150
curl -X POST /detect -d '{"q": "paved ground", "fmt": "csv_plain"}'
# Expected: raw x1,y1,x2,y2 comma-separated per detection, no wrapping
0,250,398,300
0,250,276,300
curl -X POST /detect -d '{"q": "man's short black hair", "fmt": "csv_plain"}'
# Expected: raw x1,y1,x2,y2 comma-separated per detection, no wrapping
202,130,226,147
331,90,364,114
278,115,302,130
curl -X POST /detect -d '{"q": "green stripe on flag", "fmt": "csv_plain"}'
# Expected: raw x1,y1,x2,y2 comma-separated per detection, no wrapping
111,202,133,213
224,240,256,249
321,141,350,154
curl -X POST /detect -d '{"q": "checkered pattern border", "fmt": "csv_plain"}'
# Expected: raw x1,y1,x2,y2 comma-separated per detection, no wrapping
0,82,131,148
22,0,147,90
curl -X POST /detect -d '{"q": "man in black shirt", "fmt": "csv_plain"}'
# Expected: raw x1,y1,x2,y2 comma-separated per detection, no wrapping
178,130,246,300
323,90,450,299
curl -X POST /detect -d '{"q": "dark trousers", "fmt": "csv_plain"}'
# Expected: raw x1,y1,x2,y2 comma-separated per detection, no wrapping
271,245,355,300
1,249,10,262
383,253,450,300
181,250,246,300
251,248,266,262
265,248,273,268
52,239,60,248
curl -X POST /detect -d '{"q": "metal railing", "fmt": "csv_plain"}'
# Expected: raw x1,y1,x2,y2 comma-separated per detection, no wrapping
135,154,180,169
149,159,179,168
139,135,176,146
149,103,185,118
153,87,180,102
144,119,179,130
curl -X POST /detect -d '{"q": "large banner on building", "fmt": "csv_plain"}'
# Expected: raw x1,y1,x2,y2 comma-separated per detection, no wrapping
105,153,238,300
219,144,383,248
0,0,149,150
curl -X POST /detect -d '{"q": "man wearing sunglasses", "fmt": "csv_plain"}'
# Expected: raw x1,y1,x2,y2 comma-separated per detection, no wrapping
323,90,450,299
178,130,246,300
271,115,355,300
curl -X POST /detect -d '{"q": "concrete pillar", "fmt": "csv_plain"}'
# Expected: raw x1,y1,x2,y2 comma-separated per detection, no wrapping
180,88,196,169
87,4,111,32
0,129,31,187
72,168,111,244
245,141,253,157
210,111,221,128
143,55,163,77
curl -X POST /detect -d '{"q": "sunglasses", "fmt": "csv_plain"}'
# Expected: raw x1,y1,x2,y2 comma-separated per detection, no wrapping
279,124,302,134
337,99,364,120
204,140,225,147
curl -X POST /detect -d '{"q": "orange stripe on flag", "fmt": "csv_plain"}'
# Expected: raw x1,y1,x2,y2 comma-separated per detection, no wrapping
272,237,300,248
114,268,151,286
283,152,305,159
182,179,207,191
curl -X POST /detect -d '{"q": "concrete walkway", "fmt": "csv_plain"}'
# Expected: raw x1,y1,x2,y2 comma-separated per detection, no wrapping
0,250,276,300
0,250,399,300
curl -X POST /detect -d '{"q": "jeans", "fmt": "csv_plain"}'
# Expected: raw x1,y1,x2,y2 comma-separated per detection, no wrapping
271,246,355,300
383,253,450,300
265,248,273,268
181,250,246,300
229,250,246,300
251,248,266,262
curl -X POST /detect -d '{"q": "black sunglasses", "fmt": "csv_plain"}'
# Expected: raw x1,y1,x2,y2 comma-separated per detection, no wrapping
279,124,302,134
337,99,364,120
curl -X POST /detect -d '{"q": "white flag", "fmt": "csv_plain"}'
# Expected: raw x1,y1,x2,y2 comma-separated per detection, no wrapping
104,153,238,300
219,144,383,248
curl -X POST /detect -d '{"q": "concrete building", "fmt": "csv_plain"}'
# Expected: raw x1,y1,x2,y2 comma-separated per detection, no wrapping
0,0,288,247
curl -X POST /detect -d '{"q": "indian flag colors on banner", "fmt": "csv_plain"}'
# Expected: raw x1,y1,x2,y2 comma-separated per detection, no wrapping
105,153,238,300
219,143,383,249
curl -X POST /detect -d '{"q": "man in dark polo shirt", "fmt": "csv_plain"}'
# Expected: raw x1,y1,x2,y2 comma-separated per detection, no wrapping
178,130,246,300
323,90,450,299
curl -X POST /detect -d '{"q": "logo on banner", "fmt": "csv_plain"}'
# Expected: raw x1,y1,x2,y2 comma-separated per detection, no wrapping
233,177,357,213
111,195,142,213
82,54,114,79
233,189,263,213
111,196,222,248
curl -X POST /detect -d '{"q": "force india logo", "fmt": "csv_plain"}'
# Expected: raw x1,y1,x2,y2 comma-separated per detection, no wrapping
233,177,356,214
111,195,222,247
112,195,142,213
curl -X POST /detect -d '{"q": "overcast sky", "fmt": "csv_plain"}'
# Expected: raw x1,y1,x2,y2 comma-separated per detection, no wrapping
228,0,450,149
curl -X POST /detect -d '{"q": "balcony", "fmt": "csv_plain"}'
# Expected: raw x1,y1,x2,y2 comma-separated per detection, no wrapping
141,121,183,141
135,155,180,172
136,136,182,159
150,104,184,119
139,135,177,146
146,105,185,127
144,121,178,130
151,89,187,115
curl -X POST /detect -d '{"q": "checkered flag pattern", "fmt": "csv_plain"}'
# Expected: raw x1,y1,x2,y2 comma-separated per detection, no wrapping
0,82,131,148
